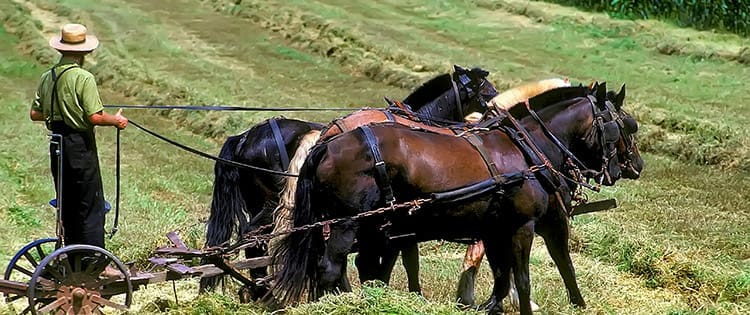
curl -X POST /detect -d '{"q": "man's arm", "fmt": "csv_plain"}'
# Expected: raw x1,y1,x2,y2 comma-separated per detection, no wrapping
30,75,46,121
89,108,128,129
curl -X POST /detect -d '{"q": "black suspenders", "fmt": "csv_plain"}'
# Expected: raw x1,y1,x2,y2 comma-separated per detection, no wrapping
46,65,78,129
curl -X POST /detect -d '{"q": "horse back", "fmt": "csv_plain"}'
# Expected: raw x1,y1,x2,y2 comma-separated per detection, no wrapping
321,123,529,197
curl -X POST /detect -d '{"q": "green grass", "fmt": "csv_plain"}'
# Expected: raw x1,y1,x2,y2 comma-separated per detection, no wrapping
1,0,749,314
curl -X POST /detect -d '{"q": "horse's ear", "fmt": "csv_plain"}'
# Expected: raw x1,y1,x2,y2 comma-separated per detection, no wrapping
615,84,626,110
596,81,607,104
453,64,466,74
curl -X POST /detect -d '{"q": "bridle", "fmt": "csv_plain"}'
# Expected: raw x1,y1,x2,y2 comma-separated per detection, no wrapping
450,70,492,119
521,94,630,191
582,94,638,185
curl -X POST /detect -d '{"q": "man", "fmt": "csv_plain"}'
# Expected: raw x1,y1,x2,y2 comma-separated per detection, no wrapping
29,23,128,251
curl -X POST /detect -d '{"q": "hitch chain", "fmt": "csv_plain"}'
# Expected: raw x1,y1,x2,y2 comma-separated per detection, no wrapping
217,198,432,254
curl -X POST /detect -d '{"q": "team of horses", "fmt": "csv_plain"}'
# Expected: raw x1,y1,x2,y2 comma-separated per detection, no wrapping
201,65,644,314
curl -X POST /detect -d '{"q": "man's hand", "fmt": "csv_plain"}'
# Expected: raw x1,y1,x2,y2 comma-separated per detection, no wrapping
114,108,128,130
89,109,128,129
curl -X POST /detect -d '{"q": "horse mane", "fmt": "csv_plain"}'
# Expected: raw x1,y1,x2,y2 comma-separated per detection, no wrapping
505,85,592,118
489,78,571,110
402,73,452,111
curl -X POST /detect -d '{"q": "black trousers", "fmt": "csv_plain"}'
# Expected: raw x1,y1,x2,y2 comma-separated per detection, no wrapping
49,123,106,249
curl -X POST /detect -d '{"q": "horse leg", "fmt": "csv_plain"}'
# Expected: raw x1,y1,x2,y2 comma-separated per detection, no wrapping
354,230,384,285
456,241,484,306
511,221,535,315
507,272,541,312
537,204,586,307
376,246,399,285
399,242,421,294
481,235,512,314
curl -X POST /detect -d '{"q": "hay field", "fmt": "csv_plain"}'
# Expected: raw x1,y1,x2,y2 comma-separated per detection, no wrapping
0,0,748,314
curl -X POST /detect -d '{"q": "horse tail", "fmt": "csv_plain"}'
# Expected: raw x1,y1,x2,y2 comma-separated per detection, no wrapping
201,133,246,292
270,141,328,306
268,130,322,254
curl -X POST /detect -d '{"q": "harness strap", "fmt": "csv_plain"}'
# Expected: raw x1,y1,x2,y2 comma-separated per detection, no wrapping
500,108,564,192
360,126,396,206
268,118,290,171
47,65,78,129
332,118,349,134
523,101,589,170
461,133,501,180
382,109,396,122
450,78,464,118
387,100,417,121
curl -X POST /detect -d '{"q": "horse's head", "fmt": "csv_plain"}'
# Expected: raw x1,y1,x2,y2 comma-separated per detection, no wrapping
451,64,499,115
605,84,643,180
314,221,356,297
403,65,497,122
581,82,643,185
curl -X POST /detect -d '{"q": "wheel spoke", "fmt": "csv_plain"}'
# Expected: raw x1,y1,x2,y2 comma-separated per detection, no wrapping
61,255,73,274
90,294,128,310
36,296,68,313
84,256,111,277
90,276,120,289
6,293,24,302
45,265,65,282
22,252,39,268
20,304,31,314
12,264,33,277
73,254,83,273
35,244,48,261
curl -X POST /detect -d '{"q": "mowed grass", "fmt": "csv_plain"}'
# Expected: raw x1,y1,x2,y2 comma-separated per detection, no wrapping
0,0,749,314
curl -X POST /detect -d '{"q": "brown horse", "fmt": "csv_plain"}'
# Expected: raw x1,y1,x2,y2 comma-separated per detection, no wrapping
203,65,498,294
271,84,643,314
268,66,500,294
272,76,568,298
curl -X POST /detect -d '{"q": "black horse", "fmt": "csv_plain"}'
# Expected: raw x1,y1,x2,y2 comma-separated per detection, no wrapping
271,83,643,314
201,65,499,292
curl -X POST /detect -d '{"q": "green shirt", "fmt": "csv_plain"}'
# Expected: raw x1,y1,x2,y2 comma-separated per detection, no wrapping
31,57,104,131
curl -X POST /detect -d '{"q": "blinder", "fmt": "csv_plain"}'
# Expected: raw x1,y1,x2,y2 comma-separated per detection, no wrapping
587,95,641,185
602,120,620,143
622,116,638,133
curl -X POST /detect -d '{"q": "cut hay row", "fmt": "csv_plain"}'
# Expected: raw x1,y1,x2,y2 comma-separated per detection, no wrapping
198,0,445,89
473,0,750,65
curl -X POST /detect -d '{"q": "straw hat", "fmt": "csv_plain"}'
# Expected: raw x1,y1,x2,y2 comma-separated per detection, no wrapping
49,23,99,52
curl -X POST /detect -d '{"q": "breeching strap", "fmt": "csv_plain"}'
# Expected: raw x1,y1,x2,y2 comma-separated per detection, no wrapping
268,118,290,171
360,126,396,206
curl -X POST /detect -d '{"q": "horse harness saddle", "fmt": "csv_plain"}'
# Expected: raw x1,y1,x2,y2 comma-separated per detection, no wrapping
332,109,397,135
